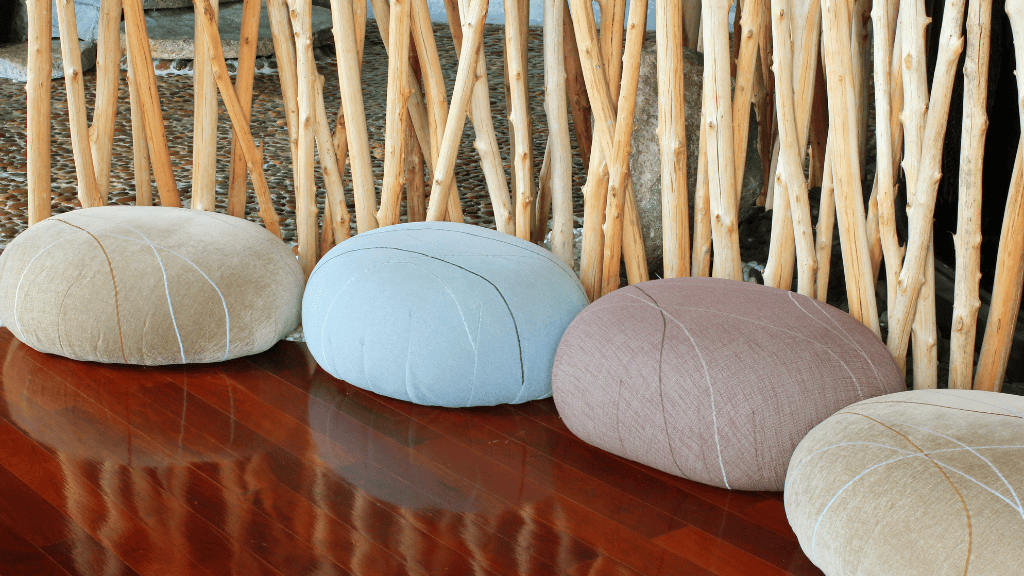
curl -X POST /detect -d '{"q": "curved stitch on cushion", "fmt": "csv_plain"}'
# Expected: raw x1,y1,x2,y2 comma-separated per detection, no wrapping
874,416,1024,522
312,247,525,391
823,411,974,573
92,230,232,361
629,287,726,487
789,292,885,397
931,390,1024,418
466,308,484,406
52,220,129,363
855,399,1024,420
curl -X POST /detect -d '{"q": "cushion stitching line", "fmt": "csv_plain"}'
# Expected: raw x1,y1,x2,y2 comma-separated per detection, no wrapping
53,219,128,363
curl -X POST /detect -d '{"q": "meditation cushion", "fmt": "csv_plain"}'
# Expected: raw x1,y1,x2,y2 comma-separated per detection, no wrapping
785,389,1024,575
552,277,904,491
303,222,588,407
0,206,304,365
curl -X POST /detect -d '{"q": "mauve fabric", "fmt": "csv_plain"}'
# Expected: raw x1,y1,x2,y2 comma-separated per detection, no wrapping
786,389,1024,575
0,206,304,365
552,277,904,491
303,222,589,407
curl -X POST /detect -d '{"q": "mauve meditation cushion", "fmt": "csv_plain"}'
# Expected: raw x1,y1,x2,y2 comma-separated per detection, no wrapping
552,277,905,490
786,389,1024,575
303,222,589,407
0,206,304,364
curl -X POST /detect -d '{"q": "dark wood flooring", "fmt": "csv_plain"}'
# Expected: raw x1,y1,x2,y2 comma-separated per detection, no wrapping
0,327,823,576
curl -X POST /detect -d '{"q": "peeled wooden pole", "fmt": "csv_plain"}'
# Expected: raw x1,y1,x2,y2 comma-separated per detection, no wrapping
731,0,764,196
289,0,321,274
330,0,379,232
814,144,836,301
314,75,352,243
122,0,181,207
378,0,413,227
196,0,282,236
975,1,1024,392
439,0,514,234
871,0,902,313
405,121,426,222
90,0,121,203
226,0,262,218
887,0,967,367
425,0,487,221
820,0,879,335
544,0,574,267
27,0,51,225
682,0,701,49
56,0,103,209
127,48,153,206
770,0,816,298
949,0,993,389
563,0,592,169
506,0,534,240
192,0,219,212
702,0,743,281
692,121,712,277
266,0,301,208
600,0,647,296
657,0,690,279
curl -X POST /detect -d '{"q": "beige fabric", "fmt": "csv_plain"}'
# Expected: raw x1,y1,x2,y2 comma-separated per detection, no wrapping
552,278,904,491
785,389,1024,576
0,206,304,365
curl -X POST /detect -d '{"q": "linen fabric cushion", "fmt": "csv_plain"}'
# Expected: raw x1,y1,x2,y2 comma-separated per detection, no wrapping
0,206,304,364
785,389,1024,576
303,222,589,407
552,277,904,491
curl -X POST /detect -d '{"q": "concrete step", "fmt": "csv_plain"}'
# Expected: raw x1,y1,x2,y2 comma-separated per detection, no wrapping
0,39,96,82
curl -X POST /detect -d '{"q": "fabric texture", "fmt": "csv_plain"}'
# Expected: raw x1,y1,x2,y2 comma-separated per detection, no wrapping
0,206,304,365
552,277,904,491
303,222,589,407
785,389,1024,576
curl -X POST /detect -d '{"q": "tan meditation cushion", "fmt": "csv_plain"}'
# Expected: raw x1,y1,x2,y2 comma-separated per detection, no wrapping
552,277,905,491
0,206,303,364
785,389,1024,575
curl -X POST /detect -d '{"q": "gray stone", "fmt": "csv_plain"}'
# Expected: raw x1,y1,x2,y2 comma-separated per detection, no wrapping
120,2,336,60
142,0,194,8
629,41,763,272
0,39,97,82
12,0,101,43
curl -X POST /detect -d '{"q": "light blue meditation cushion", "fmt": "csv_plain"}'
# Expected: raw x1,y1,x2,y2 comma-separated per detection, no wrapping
303,222,589,407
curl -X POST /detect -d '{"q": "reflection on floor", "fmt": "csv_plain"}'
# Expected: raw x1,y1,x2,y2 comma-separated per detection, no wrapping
0,328,822,576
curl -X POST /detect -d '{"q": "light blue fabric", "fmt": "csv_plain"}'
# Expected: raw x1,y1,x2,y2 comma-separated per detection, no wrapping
303,222,589,407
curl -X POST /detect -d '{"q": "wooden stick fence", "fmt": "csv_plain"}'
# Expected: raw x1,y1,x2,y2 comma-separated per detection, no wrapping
25,0,1024,390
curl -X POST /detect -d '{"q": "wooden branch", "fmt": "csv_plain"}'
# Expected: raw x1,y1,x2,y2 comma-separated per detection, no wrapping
126,44,153,206
330,0,379,232
731,0,763,198
702,0,742,281
872,0,902,311
196,0,282,236
682,0,701,50
975,1,1024,391
692,120,712,277
288,0,320,274
226,0,262,218
378,0,413,227
266,0,301,205
887,0,967,366
820,0,879,335
534,143,554,243
506,0,534,240
770,0,816,298
314,75,352,243
545,0,573,266
949,0,993,389
405,121,426,222
598,0,627,97
852,0,870,178
563,0,592,169
90,0,121,204
975,144,1024,392
658,0,690,279
192,0,219,212
27,0,51,225
440,0,514,234
56,0,103,209
425,0,488,222
122,0,181,207
580,153,609,299
815,143,836,301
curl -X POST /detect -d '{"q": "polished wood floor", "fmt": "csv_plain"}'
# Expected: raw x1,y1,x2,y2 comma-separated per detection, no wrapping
0,327,822,576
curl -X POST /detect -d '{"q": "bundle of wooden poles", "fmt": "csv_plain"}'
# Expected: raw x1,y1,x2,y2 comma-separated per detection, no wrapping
22,0,1024,391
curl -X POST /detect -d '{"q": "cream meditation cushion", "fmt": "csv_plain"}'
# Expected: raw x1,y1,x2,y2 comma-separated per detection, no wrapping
0,206,304,364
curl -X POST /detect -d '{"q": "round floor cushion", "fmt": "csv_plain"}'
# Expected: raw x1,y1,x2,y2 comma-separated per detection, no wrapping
786,389,1024,575
303,222,589,407
0,206,304,364
552,277,905,491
